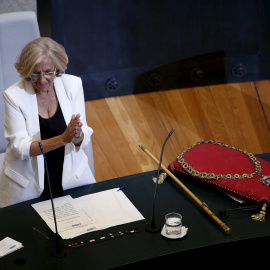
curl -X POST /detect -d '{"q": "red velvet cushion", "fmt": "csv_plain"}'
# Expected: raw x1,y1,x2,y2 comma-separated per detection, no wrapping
168,141,270,204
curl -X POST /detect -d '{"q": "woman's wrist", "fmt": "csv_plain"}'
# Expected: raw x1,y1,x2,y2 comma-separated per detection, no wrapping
75,130,82,138
73,132,84,146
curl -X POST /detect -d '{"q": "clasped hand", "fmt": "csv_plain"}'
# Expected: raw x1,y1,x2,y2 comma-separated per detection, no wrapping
62,114,83,143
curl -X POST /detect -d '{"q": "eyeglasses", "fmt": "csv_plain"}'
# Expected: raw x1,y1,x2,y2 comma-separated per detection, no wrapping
30,69,56,80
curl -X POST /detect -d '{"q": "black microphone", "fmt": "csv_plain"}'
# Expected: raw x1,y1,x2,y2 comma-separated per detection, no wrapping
146,128,175,233
38,142,66,258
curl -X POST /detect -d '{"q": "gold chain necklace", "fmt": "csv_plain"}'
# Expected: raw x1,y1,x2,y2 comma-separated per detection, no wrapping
177,140,270,222
177,140,264,181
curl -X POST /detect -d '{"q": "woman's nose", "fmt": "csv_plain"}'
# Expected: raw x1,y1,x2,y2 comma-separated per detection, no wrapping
38,74,47,82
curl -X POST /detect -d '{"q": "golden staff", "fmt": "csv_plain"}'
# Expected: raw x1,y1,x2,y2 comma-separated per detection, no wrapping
139,144,232,235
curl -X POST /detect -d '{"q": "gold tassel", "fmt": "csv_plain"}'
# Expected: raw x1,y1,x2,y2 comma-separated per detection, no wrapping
251,203,267,222
152,172,167,184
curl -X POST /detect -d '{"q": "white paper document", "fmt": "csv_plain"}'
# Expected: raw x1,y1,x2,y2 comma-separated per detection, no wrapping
0,237,23,258
32,188,144,239
32,195,93,235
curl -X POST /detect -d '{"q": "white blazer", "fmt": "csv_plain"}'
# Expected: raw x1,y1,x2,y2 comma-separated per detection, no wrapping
0,74,96,207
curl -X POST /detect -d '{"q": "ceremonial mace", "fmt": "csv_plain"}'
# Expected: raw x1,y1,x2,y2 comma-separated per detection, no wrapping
139,145,232,235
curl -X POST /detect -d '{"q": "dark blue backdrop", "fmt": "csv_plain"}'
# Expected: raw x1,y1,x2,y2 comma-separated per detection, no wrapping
45,0,270,100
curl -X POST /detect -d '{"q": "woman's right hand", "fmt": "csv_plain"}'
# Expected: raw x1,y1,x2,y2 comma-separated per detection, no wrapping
62,114,81,143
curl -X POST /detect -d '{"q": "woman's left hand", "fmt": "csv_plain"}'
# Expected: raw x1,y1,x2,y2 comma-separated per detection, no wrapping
72,114,84,145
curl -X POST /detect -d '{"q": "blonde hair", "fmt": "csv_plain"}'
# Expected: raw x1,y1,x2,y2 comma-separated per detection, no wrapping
14,37,68,79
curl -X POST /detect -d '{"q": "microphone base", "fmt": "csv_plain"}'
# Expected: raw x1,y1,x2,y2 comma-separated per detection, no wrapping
145,223,161,233
51,248,66,258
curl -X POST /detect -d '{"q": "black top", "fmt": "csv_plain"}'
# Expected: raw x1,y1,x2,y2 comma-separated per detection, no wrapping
39,104,66,200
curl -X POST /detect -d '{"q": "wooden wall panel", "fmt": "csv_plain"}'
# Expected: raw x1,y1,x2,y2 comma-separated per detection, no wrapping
180,89,214,140
85,80,270,182
253,80,270,134
240,82,270,152
209,84,245,149
226,83,263,153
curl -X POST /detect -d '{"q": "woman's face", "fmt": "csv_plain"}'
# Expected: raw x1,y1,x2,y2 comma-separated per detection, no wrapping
30,58,55,93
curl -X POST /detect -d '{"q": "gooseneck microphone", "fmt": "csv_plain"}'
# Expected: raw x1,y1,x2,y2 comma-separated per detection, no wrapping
38,142,66,258
146,128,175,233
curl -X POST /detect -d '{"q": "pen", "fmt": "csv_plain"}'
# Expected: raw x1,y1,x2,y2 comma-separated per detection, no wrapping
32,227,51,240
117,186,125,192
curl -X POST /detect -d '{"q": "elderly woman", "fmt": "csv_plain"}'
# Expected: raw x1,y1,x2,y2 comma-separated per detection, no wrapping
0,37,95,207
